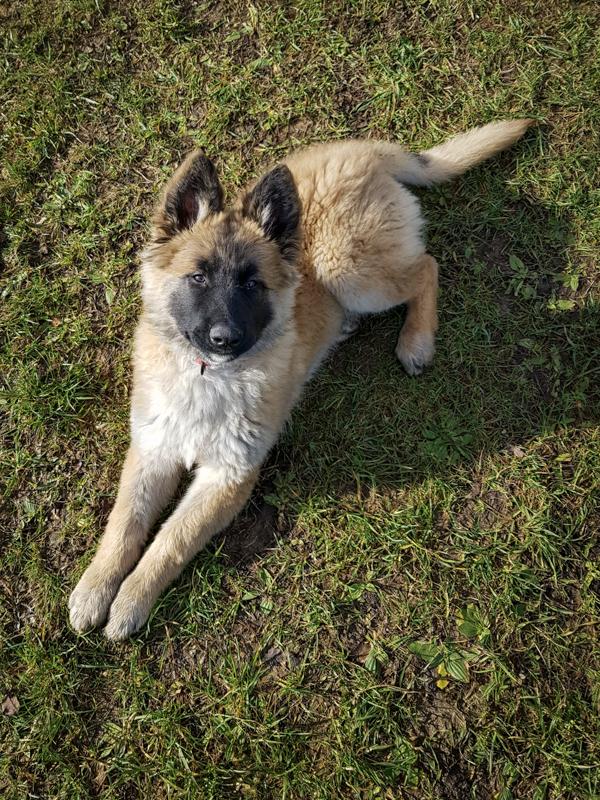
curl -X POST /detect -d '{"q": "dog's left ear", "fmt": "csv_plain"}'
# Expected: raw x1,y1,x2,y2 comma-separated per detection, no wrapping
153,150,223,241
242,165,300,260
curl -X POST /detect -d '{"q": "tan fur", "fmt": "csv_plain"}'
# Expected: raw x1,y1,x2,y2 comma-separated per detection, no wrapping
70,119,532,638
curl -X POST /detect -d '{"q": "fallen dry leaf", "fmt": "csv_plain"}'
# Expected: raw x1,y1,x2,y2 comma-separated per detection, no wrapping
2,695,20,716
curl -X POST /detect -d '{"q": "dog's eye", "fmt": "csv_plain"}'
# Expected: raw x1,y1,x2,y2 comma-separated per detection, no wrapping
244,279,258,290
191,273,207,286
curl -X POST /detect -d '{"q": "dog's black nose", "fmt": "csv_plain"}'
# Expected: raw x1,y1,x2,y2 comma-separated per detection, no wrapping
209,323,242,349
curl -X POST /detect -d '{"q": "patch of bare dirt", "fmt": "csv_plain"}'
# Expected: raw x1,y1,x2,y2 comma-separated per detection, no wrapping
220,499,279,568
431,745,492,800
415,691,468,746
406,681,493,800
0,574,37,641
530,367,553,403
455,482,512,532
475,230,513,274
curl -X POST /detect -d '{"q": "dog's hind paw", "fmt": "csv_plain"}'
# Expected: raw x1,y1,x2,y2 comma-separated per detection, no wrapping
396,330,435,376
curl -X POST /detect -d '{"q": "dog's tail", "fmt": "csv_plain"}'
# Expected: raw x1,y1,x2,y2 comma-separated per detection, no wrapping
386,119,534,187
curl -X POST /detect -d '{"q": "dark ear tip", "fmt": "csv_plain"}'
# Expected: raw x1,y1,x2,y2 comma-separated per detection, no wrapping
185,148,204,159
154,148,223,238
182,149,217,175
188,148,209,164
172,149,207,175
268,164,295,185
272,163,293,176
241,163,300,258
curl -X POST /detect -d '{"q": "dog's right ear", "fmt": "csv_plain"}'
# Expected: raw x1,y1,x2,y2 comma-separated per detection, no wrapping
152,150,223,241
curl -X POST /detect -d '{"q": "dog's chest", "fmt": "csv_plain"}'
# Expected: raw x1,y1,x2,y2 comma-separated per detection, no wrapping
132,368,272,474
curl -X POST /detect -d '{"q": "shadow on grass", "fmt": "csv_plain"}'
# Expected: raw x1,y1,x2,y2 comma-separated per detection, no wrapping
215,183,598,568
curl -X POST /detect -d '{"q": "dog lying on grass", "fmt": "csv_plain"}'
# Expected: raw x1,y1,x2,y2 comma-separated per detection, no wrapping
69,119,532,639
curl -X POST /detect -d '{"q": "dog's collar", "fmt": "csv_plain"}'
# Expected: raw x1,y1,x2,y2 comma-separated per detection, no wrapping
195,357,208,375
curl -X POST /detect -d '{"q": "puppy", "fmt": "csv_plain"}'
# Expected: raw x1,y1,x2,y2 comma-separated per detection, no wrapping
69,119,532,638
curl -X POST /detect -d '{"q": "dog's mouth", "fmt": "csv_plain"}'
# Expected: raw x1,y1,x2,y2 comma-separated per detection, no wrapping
183,330,241,368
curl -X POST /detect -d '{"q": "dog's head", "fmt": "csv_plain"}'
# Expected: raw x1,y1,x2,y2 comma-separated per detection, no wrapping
141,150,300,365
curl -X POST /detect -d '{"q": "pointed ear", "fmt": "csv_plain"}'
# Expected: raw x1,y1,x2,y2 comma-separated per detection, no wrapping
153,150,223,240
242,165,300,260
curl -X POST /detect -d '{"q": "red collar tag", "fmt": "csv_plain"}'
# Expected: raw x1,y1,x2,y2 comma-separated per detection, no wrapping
195,357,208,375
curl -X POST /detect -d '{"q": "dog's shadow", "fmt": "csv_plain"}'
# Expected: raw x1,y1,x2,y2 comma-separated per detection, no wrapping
214,164,598,570
130,149,597,642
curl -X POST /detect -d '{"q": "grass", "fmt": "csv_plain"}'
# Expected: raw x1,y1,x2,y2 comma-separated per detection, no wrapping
1,0,599,797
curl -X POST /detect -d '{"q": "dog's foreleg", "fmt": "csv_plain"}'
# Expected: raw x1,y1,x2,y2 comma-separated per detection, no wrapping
69,446,182,632
104,465,258,640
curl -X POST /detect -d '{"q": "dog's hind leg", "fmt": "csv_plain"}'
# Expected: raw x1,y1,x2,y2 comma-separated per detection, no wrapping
395,254,438,376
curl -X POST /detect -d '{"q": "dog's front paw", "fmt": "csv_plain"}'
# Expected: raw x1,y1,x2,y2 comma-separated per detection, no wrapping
69,571,119,632
104,579,151,640
396,330,435,376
